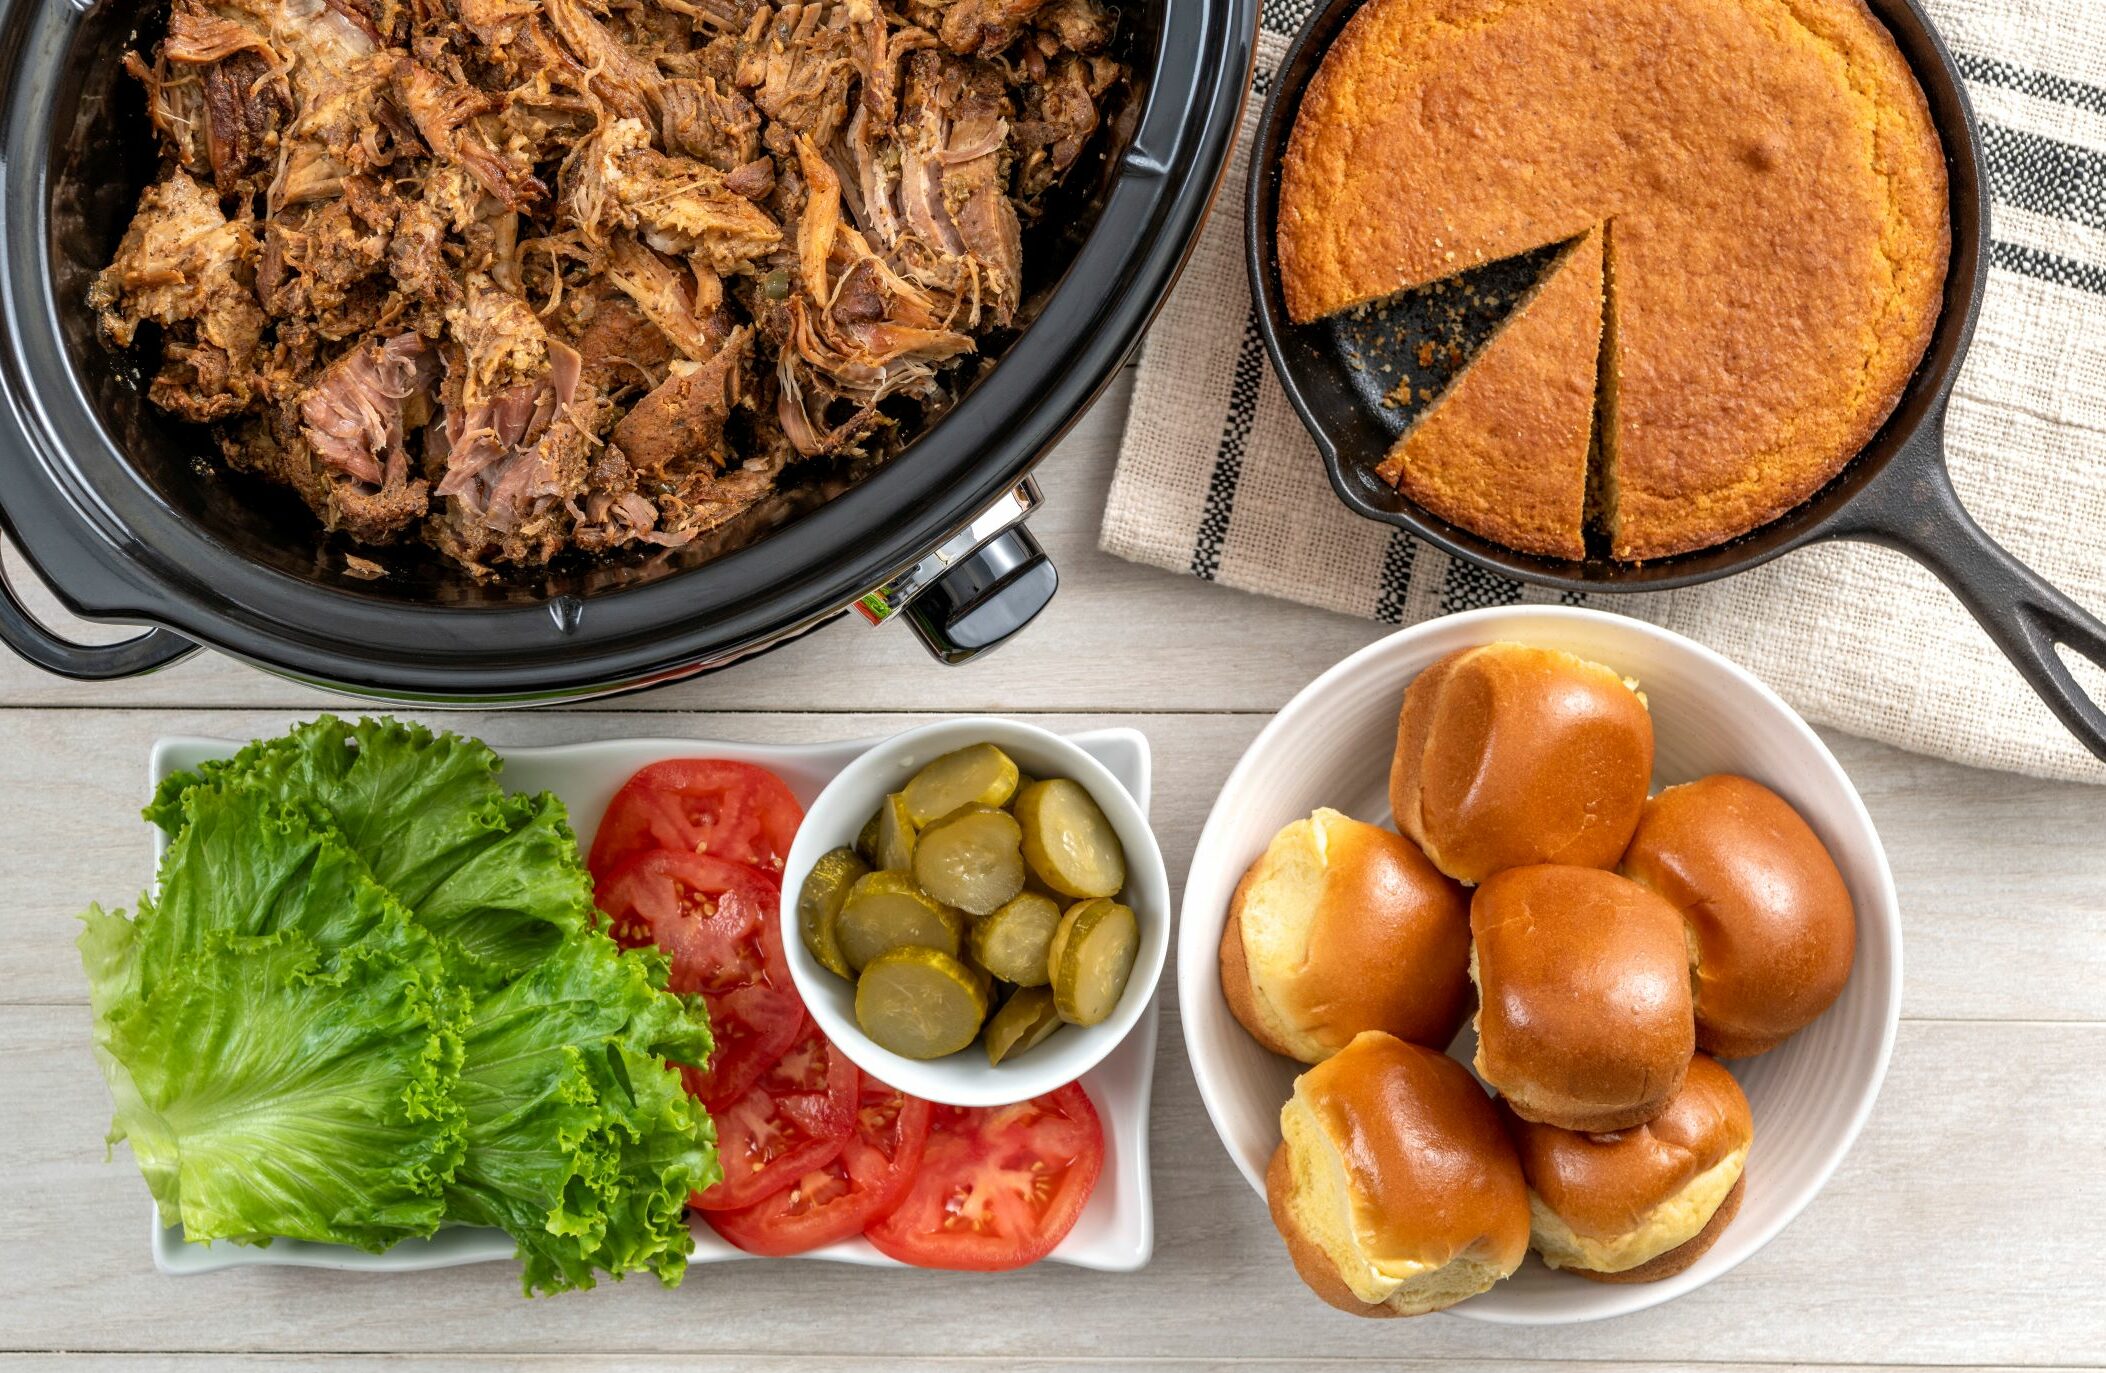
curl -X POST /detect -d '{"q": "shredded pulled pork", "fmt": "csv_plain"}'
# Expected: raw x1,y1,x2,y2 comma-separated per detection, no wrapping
95,0,1124,576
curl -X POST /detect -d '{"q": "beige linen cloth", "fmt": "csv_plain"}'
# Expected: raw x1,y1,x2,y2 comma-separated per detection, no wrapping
1102,0,2106,783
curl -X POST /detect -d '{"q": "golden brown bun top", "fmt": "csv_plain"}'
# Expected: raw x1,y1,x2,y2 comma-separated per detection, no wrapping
1622,775,1856,1054
1392,643,1653,884
1225,809,1471,1059
1295,1032,1530,1273
1507,1053,1753,1239
1471,865,1694,1107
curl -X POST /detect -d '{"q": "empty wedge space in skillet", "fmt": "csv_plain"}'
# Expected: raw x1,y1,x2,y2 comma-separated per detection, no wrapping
1375,227,1605,560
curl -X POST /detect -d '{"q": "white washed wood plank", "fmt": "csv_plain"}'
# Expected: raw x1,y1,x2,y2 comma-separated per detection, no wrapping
1834,730,2106,1021
4,709,2103,1026
0,374,1393,715
0,1362,2072,1373
4,1017,2102,1362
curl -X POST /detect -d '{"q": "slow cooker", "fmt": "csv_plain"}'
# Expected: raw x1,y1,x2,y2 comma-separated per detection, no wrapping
0,0,1254,701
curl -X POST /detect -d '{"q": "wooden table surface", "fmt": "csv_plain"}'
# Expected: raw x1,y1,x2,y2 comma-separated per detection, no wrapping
4,370,2103,1371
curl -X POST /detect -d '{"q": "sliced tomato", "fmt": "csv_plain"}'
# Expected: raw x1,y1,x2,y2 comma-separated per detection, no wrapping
693,1021,859,1211
588,759,805,880
707,1078,933,1256
596,848,804,1110
863,1082,1103,1271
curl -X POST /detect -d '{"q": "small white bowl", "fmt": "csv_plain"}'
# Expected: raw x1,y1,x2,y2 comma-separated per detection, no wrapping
784,717,1171,1107
1178,606,1901,1323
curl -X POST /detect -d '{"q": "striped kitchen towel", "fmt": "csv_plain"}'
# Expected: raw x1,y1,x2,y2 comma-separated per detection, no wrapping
1101,0,2106,783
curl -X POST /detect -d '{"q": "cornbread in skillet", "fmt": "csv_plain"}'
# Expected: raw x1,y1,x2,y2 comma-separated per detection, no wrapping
1277,0,1949,560
1506,1053,1753,1282
1375,228,1603,559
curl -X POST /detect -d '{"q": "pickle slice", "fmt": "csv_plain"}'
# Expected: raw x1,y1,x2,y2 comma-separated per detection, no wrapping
797,846,869,979
901,744,1020,826
1015,778,1127,899
855,793,918,873
1049,898,1140,1026
970,891,1063,986
912,804,1026,917
856,946,992,1059
835,870,966,972
985,985,1063,1065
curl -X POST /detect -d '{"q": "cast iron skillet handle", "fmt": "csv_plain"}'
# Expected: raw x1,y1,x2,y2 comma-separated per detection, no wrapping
0,554,197,681
904,527,1059,666
1828,408,2106,763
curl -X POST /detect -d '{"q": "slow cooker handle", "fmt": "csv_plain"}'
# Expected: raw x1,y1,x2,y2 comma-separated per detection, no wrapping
0,555,198,681
1827,411,2106,764
903,526,1059,665
854,480,1060,664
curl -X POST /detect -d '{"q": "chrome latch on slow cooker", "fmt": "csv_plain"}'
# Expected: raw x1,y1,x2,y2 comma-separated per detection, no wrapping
853,480,1059,666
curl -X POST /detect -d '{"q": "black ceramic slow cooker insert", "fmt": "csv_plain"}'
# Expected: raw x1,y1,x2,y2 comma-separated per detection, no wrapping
0,0,1254,701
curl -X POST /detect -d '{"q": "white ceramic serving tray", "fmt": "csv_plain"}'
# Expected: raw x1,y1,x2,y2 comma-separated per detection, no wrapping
145,728,1158,1276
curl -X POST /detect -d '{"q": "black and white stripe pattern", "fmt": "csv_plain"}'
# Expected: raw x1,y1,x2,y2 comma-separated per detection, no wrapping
1957,51,2106,120
1185,11,2106,602
1990,240,2106,295
1259,0,1322,35
1189,310,1269,582
1373,531,1417,623
1438,558,1523,615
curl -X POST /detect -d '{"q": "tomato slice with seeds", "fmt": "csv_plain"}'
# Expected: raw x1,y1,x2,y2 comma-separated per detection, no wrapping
596,848,804,1111
588,759,804,880
693,1020,859,1211
706,1077,933,1256
862,1082,1104,1270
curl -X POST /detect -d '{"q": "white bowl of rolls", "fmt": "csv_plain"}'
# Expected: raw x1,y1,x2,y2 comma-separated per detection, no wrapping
1179,606,1899,1324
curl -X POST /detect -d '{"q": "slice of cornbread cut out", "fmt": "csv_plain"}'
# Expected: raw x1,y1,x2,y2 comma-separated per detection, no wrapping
1376,229,1603,560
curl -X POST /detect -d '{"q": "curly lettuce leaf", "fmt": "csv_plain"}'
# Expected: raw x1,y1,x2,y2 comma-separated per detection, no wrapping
589,1041,720,1290
97,714,720,1292
445,932,718,1294
414,793,597,975
87,787,402,1016
146,717,502,879
95,923,467,1252
147,717,593,977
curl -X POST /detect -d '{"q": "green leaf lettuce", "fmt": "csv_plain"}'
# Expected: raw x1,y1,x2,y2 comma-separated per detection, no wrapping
94,922,466,1251
446,934,719,1294
87,716,721,1294
145,717,594,978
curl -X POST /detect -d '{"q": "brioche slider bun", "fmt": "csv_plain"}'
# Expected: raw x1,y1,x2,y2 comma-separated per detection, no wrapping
1507,1053,1753,1282
1471,865,1695,1131
1222,809,1472,1062
1267,1032,1528,1316
1622,775,1856,1058
1391,643,1653,885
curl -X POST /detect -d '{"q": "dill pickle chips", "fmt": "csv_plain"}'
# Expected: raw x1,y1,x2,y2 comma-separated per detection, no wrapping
797,847,868,978
799,741,1144,1064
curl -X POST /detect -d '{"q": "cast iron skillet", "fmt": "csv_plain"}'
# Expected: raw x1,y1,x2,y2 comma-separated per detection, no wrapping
1246,0,2106,763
